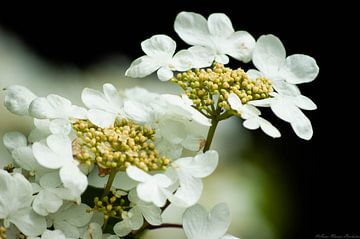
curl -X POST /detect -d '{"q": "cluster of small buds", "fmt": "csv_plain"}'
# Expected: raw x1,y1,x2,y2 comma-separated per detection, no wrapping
93,191,129,221
172,64,273,115
72,118,170,173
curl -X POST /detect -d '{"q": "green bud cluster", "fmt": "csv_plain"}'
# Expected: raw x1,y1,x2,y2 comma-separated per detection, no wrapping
172,63,273,115
93,191,128,221
72,119,170,173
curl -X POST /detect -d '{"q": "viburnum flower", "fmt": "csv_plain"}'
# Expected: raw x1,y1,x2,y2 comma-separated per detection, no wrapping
168,150,219,206
113,189,162,237
183,203,238,239
228,93,281,138
83,223,120,239
32,134,88,199
3,85,37,116
0,170,46,236
46,202,93,239
174,11,255,64
126,165,173,207
125,34,207,81
81,83,124,128
28,229,69,239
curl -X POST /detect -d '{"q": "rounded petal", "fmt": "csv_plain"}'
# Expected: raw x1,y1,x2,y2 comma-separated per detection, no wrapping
224,31,256,63
57,203,93,227
68,105,87,119
126,166,151,183
10,207,46,237
141,34,176,57
46,134,72,159
29,95,72,119
81,88,113,112
207,13,234,37
59,164,88,196
253,34,286,77
41,230,66,239
125,55,160,78
3,131,27,152
294,95,317,110
49,119,71,135
159,119,187,144
228,93,243,112
187,46,214,68
243,118,260,130
272,81,300,96
53,220,80,239
246,69,263,80
157,67,174,81
137,182,167,207
12,146,40,171
83,223,102,239
4,85,36,116
174,11,212,47
214,54,229,64
258,117,281,138
137,203,162,226
33,190,63,216
124,100,151,124
113,221,132,237
190,150,219,178
103,83,123,109
87,109,117,128
280,54,319,84
172,50,194,71
127,207,144,230
172,176,203,207
32,142,64,169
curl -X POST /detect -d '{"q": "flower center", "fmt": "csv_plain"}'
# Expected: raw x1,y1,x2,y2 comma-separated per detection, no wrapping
72,118,170,174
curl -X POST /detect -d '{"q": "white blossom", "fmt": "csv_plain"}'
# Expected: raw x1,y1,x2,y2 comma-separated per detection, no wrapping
228,93,281,138
125,35,205,81
83,223,120,239
175,11,255,64
3,85,37,116
0,170,46,236
28,229,69,239
183,203,238,239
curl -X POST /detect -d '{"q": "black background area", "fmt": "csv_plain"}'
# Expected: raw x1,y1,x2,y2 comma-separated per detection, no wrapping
0,1,357,238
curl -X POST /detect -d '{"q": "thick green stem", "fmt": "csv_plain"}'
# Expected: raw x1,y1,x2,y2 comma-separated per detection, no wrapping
203,118,219,152
102,170,117,197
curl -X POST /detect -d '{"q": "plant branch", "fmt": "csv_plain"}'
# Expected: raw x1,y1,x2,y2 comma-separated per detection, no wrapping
102,169,118,197
203,117,219,152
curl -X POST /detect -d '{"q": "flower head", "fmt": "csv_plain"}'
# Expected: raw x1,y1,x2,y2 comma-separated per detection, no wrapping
175,12,255,64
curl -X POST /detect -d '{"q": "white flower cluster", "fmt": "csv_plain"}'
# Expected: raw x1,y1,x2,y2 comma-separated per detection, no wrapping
0,11,318,239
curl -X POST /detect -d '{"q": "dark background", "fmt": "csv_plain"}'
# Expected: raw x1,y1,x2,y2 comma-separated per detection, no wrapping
0,1,357,238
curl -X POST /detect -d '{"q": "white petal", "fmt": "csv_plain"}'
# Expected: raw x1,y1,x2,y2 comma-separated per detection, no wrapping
53,220,80,238
248,98,273,107
83,223,102,239
33,190,63,216
246,69,263,80
214,54,229,64
127,207,144,230
279,54,319,84
174,11,212,47
182,135,206,151
41,230,66,239
188,150,219,177
221,234,240,239
124,101,151,124
141,34,176,57
272,81,300,96
243,118,260,130
159,119,187,144
29,95,72,119
172,175,203,207
68,105,87,119
56,203,93,227
187,46,214,68
125,55,160,78
207,13,234,37
40,172,62,188
59,164,88,196
253,34,286,77
126,165,151,183
113,221,132,237
81,88,114,112
3,132,27,152
136,202,162,226
137,181,168,207
224,31,256,63
157,67,174,81
46,134,72,159
49,119,71,135
10,207,46,237
87,109,117,128
258,117,281,138
228,93,243,112
103,84,123,109
32,142,64,169
172,50,194,71
294,95,317,110
290,112,313,140
12,146,41,171
4,85,36,116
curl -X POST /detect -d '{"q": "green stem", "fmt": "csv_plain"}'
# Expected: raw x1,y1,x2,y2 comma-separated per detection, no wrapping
203,118,219,152
102,170,118,197
148,223,183,230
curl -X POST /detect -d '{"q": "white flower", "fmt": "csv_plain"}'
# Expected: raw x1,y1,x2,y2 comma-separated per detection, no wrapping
0,169,46,236
174,11,255,64
168,150,219,207
81,83,124,128
126,166,173,207
125,34,202,81
28,118,72,142
83,223,120,239
252,34,319,85
29,94,87,120
3,85,37,115
183,203,238,239
113,189,161,237
32,134,88,199
228,93,281,138
47,202,93,239
3,131,47,176
250,82,316,140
